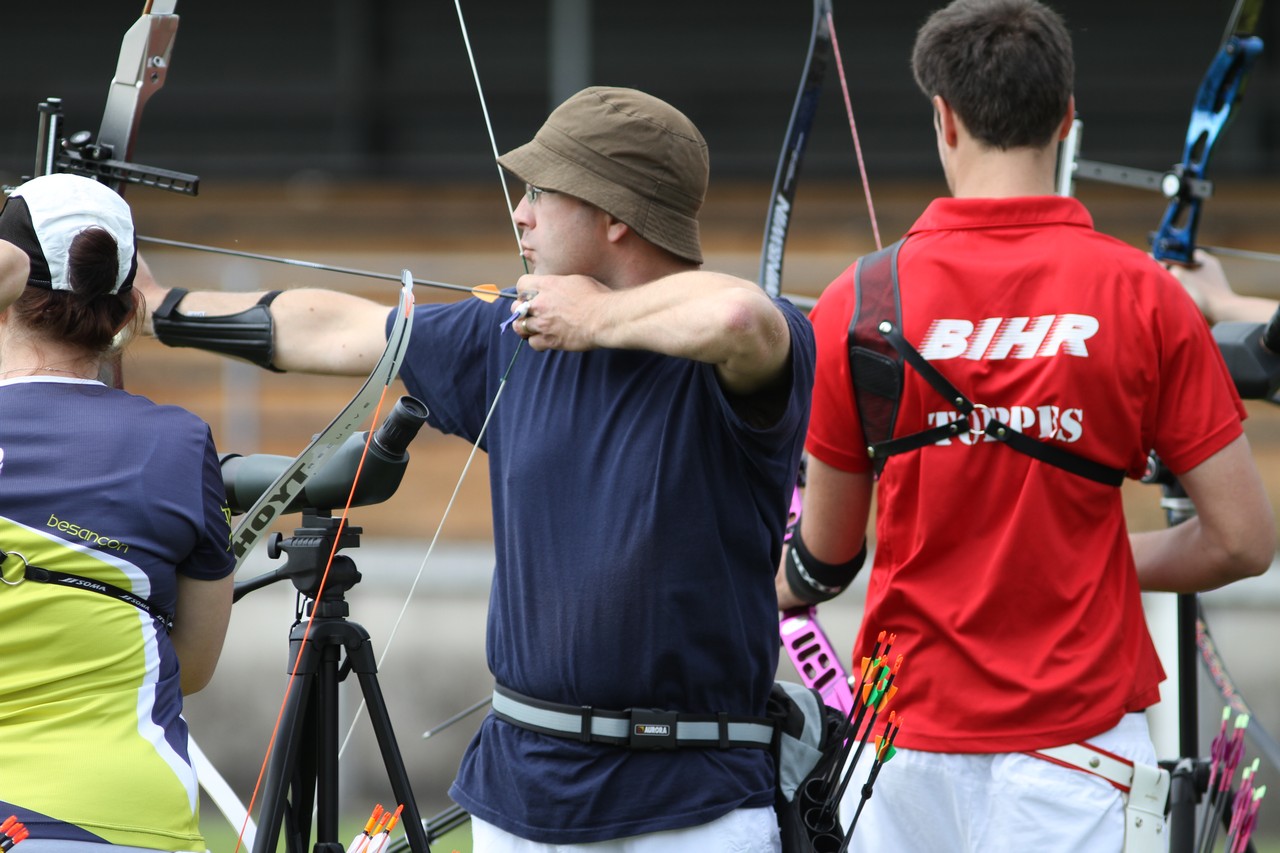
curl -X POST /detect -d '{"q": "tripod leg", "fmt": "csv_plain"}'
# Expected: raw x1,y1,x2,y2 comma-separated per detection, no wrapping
252,612,433,852
315,642,345,846
254,634,320,853
1166,758,1197,853
344,639,433,852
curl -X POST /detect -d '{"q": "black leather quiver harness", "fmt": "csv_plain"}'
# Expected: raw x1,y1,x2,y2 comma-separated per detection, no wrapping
846,238,1125,487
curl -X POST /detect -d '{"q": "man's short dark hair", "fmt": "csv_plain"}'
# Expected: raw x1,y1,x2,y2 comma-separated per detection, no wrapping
912,0,1074,150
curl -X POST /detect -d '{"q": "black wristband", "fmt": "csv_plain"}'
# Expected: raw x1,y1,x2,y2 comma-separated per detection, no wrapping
784,527,867,604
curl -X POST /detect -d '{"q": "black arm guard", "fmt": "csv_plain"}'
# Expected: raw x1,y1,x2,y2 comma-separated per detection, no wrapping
784,526,867,605
152,288,284,372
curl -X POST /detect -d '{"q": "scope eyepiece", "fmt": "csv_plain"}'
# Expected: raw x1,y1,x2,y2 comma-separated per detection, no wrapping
373,396,430,458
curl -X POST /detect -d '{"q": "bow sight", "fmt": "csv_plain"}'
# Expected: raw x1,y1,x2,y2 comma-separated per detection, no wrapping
35,102,199,196
28,0,199,196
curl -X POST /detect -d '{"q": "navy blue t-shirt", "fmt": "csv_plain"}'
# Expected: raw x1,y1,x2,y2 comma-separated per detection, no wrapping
0,377,233,848
391,294,814,843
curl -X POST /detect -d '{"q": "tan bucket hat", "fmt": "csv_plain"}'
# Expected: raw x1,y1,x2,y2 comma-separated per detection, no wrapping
498,87,708,264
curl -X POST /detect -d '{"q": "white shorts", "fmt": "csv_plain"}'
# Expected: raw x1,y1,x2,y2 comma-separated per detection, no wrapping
839,713,1161,853
471,806,781,853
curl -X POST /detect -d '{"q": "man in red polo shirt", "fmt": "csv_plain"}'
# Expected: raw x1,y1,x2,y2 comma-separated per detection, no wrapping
777,1,1275,850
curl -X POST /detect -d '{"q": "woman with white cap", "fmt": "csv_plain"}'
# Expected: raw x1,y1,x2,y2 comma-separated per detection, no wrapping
0,173,234,852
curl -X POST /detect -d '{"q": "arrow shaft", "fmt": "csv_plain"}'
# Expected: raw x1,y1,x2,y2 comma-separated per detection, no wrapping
137,235,512,300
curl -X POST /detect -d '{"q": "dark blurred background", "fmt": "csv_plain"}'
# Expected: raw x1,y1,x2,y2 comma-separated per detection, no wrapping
3,1,1277,187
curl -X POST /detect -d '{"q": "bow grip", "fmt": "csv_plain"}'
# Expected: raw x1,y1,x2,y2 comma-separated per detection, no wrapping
780,606,855,715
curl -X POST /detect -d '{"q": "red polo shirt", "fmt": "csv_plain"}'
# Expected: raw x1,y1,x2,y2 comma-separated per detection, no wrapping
807,196,1244,752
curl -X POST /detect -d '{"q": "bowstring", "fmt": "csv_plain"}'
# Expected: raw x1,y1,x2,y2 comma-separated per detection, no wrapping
335,0,528,760
453,0,528,266
826,7,882,252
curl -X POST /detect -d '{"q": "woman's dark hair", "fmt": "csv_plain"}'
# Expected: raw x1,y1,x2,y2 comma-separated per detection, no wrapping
912,0,1074,150
11,227,140,354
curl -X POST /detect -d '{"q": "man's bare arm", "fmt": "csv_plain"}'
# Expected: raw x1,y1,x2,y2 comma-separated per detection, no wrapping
136,255,391,376
512,271,792,395
776,456,873,610
1131,434,1275,592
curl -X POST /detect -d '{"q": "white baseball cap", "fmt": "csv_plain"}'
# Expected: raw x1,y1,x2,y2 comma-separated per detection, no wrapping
0,173,137,294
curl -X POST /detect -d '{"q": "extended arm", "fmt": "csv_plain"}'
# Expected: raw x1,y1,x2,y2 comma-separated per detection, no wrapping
512,271,793,395
1168,250,1278,325
135,255,391,376
1130,434,1275,592
776,455,873,610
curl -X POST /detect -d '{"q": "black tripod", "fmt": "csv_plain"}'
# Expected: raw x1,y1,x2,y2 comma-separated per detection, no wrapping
235,510,432,853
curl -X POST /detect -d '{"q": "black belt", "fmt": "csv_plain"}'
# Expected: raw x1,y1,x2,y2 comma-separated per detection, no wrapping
491,684,775,751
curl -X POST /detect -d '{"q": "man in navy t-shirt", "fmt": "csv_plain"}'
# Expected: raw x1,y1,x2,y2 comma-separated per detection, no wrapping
141,87,815,851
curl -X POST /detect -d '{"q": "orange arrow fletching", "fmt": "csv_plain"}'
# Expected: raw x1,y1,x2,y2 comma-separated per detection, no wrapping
471,283,502,303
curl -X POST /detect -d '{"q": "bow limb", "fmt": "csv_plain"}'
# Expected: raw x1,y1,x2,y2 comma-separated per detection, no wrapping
760,0,883,301
1151,0,1265,265
188,739,260,849
230,272,416,575
760,0,833,298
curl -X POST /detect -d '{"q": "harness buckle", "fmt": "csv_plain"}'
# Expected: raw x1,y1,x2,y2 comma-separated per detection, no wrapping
628,709,679,750
0,549,29,586
969,402,991,440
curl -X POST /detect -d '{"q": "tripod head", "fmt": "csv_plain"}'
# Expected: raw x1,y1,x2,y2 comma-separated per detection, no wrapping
231,510,363,613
